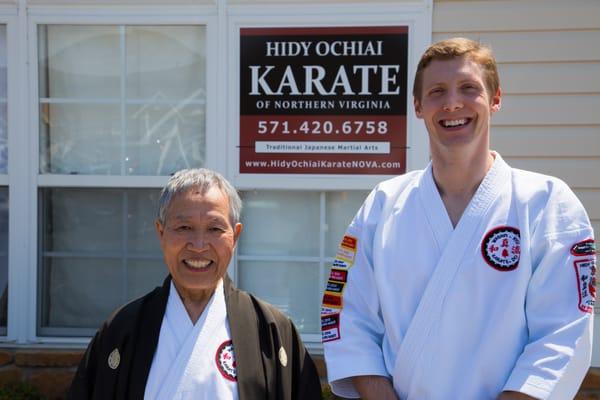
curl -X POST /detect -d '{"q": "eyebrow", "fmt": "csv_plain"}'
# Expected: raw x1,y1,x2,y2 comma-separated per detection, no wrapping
170,214,228,224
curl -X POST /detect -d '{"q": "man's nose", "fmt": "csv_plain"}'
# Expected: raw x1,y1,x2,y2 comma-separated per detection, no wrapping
187,233,208,251
443,90,463,112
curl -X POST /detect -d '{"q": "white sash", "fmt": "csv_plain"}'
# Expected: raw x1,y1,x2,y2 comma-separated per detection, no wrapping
392,156,511,396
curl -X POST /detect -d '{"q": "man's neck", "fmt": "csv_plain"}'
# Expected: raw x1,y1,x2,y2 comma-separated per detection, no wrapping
431,150,494,227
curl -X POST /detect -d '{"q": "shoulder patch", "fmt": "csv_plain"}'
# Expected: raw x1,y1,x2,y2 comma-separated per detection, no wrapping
571,239,596,257
574,258,596,313
481,226,521,271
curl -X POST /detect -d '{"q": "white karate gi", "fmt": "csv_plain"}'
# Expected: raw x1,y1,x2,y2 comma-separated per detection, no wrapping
322,153,595,400
145,280,239,400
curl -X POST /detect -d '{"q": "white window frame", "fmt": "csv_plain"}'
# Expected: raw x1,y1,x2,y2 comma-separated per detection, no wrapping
0,9,18,340
14,7,220,344
227,2,432,191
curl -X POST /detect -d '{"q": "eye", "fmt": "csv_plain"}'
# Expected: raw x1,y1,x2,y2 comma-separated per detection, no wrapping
175,225,191,232
427,87,444,97
209,226,225,233
462,83,480,91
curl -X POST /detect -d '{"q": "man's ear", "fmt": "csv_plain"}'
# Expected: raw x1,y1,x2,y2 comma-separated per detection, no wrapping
490,87,502,113
233,223,243,244
155,219,164,239
414,97,423,118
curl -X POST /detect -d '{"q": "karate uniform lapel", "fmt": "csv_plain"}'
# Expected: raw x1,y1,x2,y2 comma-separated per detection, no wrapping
225,276,269,400
128,278,170,400
393,157,511,394
157,281,223,400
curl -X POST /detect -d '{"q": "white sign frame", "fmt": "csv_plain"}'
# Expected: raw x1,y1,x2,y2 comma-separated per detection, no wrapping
227,2,432,190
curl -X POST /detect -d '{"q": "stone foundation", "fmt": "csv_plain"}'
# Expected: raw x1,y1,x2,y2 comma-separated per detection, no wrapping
0,348,597,399
0,349,80,399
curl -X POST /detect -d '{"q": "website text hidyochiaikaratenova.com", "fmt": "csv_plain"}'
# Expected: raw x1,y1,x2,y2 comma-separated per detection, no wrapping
243,159,401,170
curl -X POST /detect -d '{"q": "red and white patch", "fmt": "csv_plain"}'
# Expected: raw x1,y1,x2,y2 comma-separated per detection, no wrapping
335,235,358,264
321,305,341,316
574,259,596,313
571,239,596,257
215,340,237,381
321,313,341,342
481,226,521,271
328,269,348,283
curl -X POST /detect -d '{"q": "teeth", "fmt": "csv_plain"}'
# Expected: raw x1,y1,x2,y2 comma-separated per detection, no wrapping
443,118,467,127
185,259,211,269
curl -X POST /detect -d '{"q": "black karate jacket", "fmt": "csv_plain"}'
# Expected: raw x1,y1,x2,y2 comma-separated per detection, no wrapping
68,275,322,400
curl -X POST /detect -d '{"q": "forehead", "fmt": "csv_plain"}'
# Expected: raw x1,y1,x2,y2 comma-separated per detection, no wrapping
165,187,230,220
421,56,486,85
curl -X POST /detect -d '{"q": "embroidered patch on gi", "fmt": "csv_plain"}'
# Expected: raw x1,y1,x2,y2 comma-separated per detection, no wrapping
481,226,521,271
328,268,348,283
571,239,596,257
215,340,237,381
326,280,345,293
332,258,351,270
108,348,120,370
321,305,341,316
322,292,343,308
341,235,357,250
335,235,358,264
321,313,341,342
574,258,596,313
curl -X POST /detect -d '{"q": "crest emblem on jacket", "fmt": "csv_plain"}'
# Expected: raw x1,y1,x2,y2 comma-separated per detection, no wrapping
482,226,521,271
215,340,237,381
108,348,120,370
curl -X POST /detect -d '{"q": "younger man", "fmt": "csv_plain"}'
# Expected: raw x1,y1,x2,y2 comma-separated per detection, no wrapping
322,38,595,399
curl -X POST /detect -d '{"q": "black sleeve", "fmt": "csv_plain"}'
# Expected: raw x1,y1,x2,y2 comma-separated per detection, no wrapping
67,329,102,400
290,321,323,400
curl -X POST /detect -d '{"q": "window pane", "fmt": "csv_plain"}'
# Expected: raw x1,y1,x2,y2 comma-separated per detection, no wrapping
41,189,123,253
238,261,320,334
127,190,162,254
38,25,206,176
126,26,206,100
0,188,7,328
39,25,121,99
39,104,121,174
126,104,205,175
239,191,320,256
0,25,7,174
39,188,165,334
325,191,369,256
41,257,124,329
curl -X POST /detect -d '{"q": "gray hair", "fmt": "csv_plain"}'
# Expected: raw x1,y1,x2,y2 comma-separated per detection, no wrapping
157,168,242,225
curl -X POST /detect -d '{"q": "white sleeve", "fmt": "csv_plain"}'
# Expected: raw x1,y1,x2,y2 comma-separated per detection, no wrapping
503,184,595,399
321,188,390,398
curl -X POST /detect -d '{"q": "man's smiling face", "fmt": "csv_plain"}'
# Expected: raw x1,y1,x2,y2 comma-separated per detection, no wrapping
414,55,501,154
155,186,242,300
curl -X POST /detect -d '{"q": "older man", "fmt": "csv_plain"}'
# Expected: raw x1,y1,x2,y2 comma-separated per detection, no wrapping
69,168,322,400
322,38,595,400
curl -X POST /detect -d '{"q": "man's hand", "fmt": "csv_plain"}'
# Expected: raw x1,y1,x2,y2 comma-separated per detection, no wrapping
497,391,538,400
352,375,399,400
